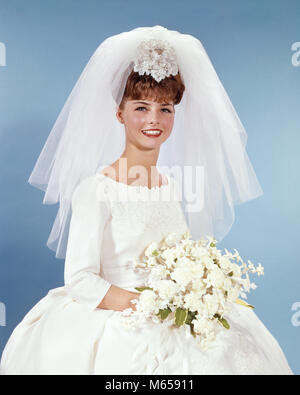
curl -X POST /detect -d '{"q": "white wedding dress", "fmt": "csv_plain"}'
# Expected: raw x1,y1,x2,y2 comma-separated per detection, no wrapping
0,173,293,375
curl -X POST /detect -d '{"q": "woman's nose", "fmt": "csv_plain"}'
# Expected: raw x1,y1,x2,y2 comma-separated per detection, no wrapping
148,110,160,124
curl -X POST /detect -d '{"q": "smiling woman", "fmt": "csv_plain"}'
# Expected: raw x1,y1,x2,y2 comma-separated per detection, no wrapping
0,25,293,375
103,96,177,188
112,97,176,186
97,65,186,186
108,70,185,188
134,100,174,137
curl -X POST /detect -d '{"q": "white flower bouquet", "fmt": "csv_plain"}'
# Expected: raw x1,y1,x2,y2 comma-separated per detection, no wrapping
121,230,264,349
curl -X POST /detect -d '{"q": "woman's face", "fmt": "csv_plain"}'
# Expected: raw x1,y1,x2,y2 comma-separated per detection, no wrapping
116,98,175,149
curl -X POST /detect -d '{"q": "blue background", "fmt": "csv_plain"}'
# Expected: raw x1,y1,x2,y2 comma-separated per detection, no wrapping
0,0,299,374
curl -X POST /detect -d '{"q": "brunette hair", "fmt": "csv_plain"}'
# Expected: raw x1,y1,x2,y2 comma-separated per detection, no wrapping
118,70,185,110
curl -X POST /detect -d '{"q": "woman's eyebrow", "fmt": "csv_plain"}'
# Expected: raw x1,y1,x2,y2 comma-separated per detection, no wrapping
133,101,173,106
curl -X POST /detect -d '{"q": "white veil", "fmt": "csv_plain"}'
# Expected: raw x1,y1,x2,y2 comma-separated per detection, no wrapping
28,25,263,259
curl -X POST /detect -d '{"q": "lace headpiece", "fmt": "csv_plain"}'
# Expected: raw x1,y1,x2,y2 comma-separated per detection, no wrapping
133,38,179,82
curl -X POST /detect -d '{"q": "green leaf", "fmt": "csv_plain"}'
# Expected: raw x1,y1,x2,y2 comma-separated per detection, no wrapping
156,308,172,320
190,324,197,338
134,286,153,292
175,308,188,327
218,317,230,330
152,250,159,256
228,271,234,277
185,311,197,325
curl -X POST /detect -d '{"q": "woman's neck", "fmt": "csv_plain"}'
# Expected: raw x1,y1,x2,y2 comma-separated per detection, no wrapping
103,157,165,188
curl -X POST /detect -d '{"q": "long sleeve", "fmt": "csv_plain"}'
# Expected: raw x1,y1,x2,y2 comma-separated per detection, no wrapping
64,175,112,311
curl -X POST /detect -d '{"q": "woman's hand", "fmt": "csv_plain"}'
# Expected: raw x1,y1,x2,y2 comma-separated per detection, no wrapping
127,291,141,312
96,285,140,312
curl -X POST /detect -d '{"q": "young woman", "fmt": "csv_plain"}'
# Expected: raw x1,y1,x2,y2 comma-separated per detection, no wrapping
0,26,293,374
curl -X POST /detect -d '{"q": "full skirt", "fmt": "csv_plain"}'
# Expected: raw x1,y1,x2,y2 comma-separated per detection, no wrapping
0,286,293,375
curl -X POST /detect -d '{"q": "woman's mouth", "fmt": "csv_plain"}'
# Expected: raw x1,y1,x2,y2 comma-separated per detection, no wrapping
141,129,162,138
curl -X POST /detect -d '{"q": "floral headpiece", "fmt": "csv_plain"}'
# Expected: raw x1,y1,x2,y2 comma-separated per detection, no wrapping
133,38,179,82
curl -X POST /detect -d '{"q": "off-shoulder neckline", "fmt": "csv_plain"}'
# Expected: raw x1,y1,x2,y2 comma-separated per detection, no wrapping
96,172,171,191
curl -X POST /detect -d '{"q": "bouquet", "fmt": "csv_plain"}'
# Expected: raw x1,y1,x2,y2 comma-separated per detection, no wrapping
120,230,264,349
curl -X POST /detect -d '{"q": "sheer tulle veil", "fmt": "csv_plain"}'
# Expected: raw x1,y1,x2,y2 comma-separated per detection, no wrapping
28,25,263,259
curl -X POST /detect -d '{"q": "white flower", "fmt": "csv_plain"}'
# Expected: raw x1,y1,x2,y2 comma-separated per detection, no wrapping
164,232,182,247
247,260,255,272
240,291,247,299
191,245,208,259
145,242,159,258
161,249,177,269
202,294,220,317
231,264,242,277
156,280,180,300
172,294,184,307
146,256,158,267
190,262,204,279
148,265,168,282
256,263,264,276
133,38,178,83
161,248,176,260
192,316,215,335
164,257,176,269
202,256,215,270
218,256,232,271
223,277,233,292
170,265,194,288
227,286,240,302
204,266,225,288
121,307,134,316
183,292,202,312
191,279,207,295
137,290,159,315
176,256,192,267
173,245,186,258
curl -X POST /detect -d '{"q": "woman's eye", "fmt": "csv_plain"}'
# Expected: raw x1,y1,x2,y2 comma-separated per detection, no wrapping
135,107,172,113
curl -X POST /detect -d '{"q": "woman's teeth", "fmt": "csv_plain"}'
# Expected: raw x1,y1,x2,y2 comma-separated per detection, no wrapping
142,130,162,137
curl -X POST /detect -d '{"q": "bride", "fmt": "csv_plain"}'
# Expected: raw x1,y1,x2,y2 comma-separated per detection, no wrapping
0,26,293,375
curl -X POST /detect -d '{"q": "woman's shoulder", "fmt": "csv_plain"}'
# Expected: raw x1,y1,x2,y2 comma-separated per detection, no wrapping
71,173,109,208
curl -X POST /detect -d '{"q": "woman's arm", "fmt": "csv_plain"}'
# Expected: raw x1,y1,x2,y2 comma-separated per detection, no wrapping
64,176,113,310
64,176,141,312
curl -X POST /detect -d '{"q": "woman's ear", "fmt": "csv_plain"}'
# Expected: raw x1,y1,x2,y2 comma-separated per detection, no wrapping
116,108,124,124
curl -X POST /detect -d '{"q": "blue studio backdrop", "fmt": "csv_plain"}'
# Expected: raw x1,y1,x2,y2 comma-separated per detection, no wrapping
0,0,299,373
